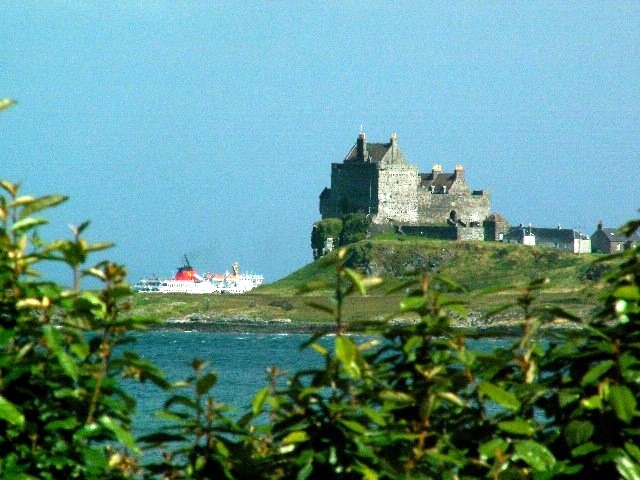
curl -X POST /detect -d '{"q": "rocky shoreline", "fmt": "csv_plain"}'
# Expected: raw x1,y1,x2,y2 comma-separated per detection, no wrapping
149,311,583,336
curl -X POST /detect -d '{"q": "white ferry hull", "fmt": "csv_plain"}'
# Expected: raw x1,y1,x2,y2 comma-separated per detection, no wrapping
133,259,264,295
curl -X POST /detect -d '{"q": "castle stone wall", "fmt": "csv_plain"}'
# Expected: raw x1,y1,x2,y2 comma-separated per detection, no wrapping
399,225,484,241
416,190,490,226
375,165,419,224
457,226,485,241
322,163,378,217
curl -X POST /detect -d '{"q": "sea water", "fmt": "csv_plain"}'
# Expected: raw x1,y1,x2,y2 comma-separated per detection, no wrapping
127,330,510,436
128,330,330,435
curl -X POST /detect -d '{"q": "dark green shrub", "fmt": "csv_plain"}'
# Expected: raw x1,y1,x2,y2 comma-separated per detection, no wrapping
340,213,371,246
311,218,343,259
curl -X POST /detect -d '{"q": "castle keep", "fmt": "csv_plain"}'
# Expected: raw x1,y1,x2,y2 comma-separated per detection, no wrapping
319,132,490,227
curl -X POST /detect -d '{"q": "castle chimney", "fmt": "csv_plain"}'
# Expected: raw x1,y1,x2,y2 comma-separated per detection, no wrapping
454,164,465,179
356,131,367,162
390,133,398,158
598,220,603,230
432,164,442,177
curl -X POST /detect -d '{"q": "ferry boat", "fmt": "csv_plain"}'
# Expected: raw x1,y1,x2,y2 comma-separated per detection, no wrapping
133,256,264,294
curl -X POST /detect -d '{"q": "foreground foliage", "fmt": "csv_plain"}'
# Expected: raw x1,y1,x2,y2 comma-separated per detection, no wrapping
1,179,639,479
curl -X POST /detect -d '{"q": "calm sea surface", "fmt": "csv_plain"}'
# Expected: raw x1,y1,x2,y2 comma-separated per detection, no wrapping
127,330,509,435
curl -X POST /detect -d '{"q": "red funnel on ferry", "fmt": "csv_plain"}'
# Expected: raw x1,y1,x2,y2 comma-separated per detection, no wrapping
174,255,197,281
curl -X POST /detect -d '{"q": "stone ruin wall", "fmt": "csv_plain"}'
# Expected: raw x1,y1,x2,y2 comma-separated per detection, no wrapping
416,189,490,226
374,165,419,224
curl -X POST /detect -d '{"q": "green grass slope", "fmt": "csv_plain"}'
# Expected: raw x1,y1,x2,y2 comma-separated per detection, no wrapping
262,237,601,293
129,238,607,326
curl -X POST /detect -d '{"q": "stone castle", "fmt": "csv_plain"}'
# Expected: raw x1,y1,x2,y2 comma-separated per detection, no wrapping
319,132,490,228
316,132,634,257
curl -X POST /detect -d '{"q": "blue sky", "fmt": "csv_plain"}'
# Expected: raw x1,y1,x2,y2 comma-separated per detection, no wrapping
3,2,639,284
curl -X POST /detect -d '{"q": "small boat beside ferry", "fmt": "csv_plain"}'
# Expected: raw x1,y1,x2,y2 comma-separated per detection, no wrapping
133,256,264,294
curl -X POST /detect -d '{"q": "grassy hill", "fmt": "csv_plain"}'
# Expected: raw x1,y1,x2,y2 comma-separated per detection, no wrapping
128,237,609,328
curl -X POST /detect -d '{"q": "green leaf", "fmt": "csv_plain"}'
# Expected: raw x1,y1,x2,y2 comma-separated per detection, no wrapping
11,216,48,232
45,417,79,431
514,440,556,471
559,388,581,408
340,419,368,434
99,415,140,454
564,420,594,447
361,406,386,426
616,452,640,480
615,286,640,301
215,439,231,458
581,360,615,387
0,395,25,428
10,195,35,207
164,395,199,411
498,420,535,436
18,194,68,218
379,390,415,406
44,326,78,381
400,296,425,312
581,394,603,410
305,300,334,315
297,458,313,480
0,98,17,111
610,385,637,424
343,267,366,294
74,292,107,319
353,463,379,480
479,438,509,460
82,447,108,470
195,372,217,396
0,180,18,196
252,387,270,416
627,442,640,464
310,343,328,356
360,276,383,290
543,305,581,322
282,430,309,444
70,342,90,360
571,441,601,457
433,274,465,292
478,382,521,412
437,391,465,407
85,241,114,252
335,335,361,379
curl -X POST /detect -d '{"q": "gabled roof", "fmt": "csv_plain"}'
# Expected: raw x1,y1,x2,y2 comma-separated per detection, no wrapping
599,227,640,243
531,227,585,243
419,172,456,192
344,138,408,166
344,141,392,163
